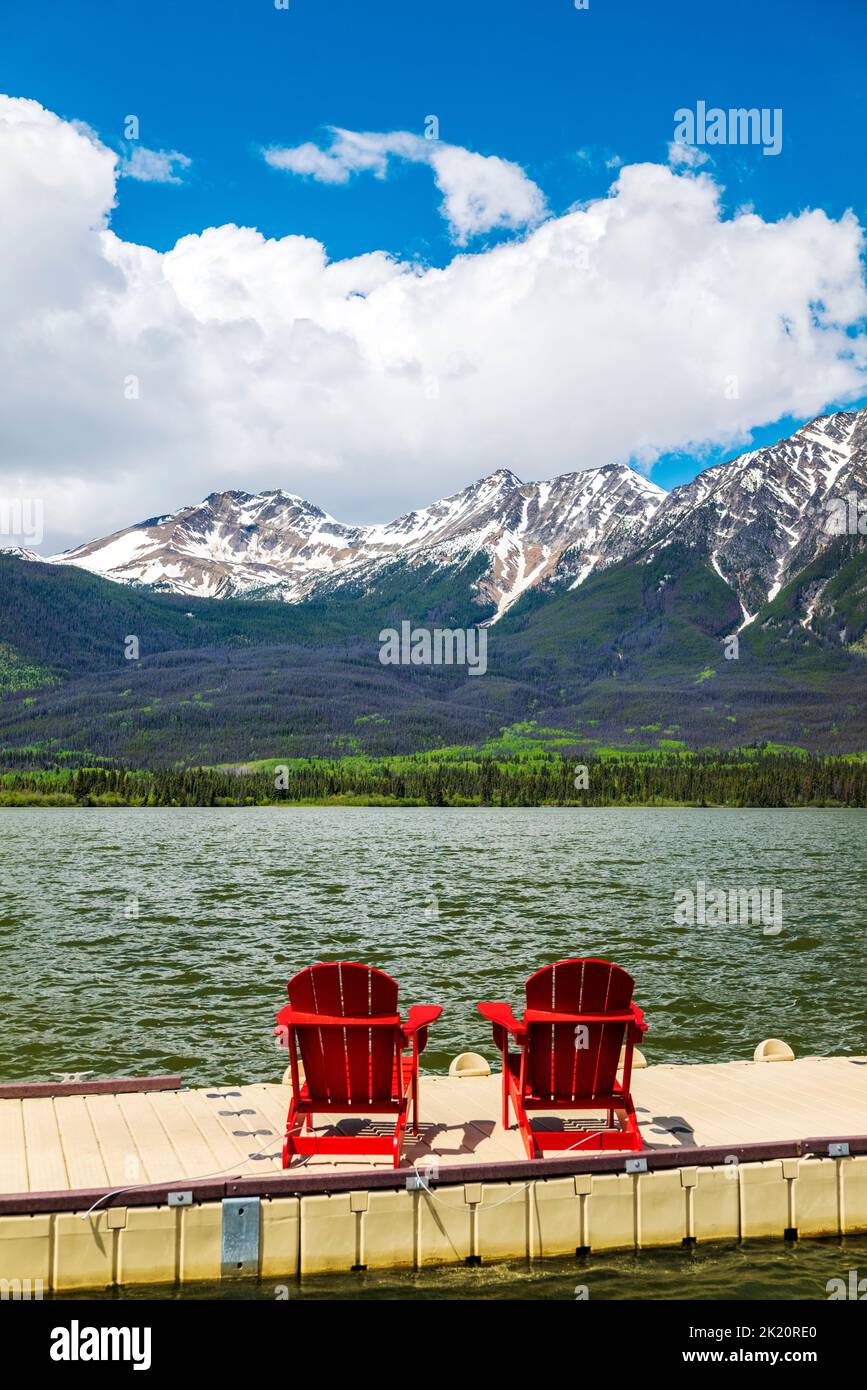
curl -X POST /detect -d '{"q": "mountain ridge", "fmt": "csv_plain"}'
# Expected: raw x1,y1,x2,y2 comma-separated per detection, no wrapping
54,462,668,620
47,405,867,630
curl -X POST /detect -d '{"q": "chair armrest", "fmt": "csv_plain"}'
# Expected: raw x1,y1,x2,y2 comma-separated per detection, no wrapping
477,1002,525,1038
524,1008,639,1025
630,1004,648,1036
401,1004,442,1055
275,1005,400,1029
402,1005,443,1036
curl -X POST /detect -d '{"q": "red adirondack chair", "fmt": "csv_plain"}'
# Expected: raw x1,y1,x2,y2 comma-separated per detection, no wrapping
478,958,648,1158
275,961,442,1169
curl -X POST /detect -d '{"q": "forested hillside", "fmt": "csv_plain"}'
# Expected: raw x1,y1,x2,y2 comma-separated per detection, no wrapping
0,538,864,768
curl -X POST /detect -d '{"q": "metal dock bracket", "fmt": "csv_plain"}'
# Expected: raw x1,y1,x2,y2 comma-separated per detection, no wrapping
221,1196,261,1276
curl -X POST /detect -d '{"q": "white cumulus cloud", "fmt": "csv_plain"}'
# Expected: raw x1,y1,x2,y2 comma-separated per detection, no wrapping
120,145,191,184
264,127,547,243
668,139,710,169
0,94,865,554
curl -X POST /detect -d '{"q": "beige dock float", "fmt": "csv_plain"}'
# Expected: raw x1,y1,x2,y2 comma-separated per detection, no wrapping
1,1056,866,1291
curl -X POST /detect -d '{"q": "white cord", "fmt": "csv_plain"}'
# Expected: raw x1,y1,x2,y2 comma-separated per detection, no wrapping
80,1138,288,1219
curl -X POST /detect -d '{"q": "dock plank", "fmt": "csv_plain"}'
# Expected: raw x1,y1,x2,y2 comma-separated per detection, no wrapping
114,1092,186,1184
21,1098,68,1192
412,1074,525,1162
53,1097,110,1190
0,1101,30,1193
145,1090,225,1180
83,1094,144,1187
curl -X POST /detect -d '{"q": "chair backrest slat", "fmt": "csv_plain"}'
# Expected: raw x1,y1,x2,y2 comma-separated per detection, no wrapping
366,967,401,1102
525,958,634,1101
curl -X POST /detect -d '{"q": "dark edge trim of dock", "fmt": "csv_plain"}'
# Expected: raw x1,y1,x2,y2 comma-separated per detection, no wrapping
0,1074,183,1099
3,1133,866,1217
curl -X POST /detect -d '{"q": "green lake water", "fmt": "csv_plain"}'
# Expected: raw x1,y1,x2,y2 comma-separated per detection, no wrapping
2,806,865,1300
56,1236,867,1302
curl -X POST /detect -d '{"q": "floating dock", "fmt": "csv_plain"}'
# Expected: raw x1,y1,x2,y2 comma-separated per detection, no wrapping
1,1055,866,1291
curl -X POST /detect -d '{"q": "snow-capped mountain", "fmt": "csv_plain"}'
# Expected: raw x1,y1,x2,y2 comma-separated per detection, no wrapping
0,546,42,562
316,465,667,620
644,409,867,625
52,406,867,625
57,490,368,601
56,465,667,621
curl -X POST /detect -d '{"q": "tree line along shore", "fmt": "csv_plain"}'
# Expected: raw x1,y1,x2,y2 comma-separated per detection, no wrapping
1,752,866,807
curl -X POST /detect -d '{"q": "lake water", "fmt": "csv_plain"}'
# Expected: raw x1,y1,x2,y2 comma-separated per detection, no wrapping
3,807,865,1083
2,806,865,1300
56,1236,867,1302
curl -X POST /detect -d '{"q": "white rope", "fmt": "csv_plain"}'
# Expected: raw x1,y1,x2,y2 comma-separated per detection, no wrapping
80,1137,289,1219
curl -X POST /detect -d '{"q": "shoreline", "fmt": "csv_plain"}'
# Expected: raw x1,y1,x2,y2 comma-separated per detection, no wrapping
1,795,864,809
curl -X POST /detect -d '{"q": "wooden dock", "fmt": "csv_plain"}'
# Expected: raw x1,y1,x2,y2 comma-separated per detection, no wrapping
1,1056,865,1290
1,1056,866,1191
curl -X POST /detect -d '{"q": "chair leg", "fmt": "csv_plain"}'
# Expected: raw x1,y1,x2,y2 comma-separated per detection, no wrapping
282,1098,303,1170
516,1104,536,1160
393,1101,409,1168
412,1068,419,1135
614,1096,641,1149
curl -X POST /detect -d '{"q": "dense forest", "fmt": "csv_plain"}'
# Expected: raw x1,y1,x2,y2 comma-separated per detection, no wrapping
2,751,865,807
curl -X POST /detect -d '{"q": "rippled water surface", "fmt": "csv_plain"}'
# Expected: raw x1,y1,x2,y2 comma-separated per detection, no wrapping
2,807,865,1085
55,1235,867,1302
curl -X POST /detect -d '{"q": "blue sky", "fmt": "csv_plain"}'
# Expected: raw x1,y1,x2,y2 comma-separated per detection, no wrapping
7,0,866,261
1,0,866,545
